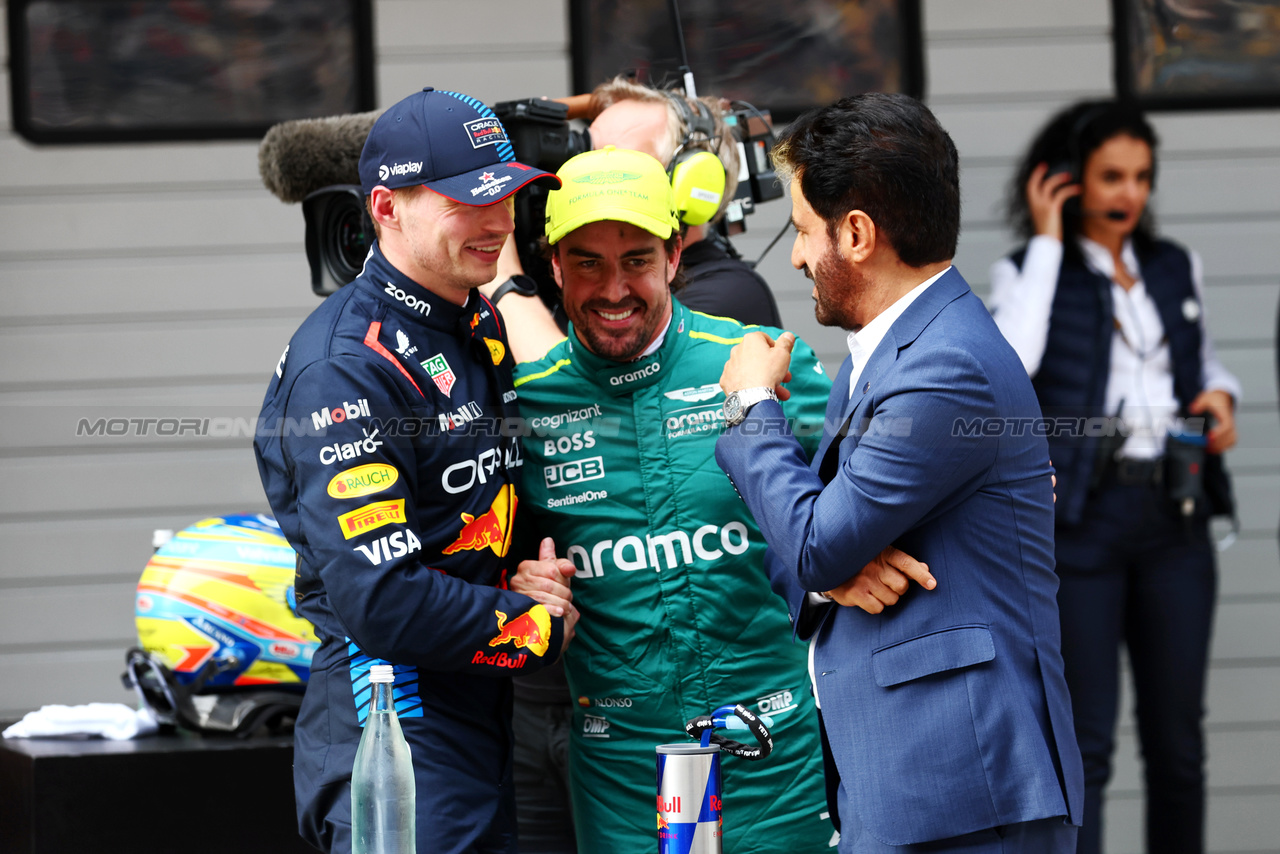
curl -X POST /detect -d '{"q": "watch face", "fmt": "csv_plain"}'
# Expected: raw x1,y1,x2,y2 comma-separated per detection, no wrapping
724,392,743,424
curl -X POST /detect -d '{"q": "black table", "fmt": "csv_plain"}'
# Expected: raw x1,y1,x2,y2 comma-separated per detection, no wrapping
0,728,318,853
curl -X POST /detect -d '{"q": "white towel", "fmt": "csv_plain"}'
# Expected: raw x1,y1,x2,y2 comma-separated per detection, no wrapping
3,703,159,740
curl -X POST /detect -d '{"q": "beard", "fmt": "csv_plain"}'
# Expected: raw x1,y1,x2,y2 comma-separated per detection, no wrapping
809,244,863,330
566,290,671,361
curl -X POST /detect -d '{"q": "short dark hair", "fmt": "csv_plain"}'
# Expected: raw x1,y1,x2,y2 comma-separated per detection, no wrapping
1005,99,1159,252
771,93,960,267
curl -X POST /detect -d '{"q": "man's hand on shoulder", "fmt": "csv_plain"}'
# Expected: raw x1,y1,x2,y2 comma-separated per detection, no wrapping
720,330,795,401
826,546,936,614
511,536,579,652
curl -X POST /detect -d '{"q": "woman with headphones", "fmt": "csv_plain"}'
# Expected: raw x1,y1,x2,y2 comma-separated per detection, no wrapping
989,100,1239,854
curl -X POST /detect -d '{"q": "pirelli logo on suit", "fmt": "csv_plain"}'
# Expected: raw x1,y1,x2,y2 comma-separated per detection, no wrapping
337,499,407,540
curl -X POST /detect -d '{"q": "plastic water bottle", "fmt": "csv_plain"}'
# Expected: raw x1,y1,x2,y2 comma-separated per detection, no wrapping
351,664,416,853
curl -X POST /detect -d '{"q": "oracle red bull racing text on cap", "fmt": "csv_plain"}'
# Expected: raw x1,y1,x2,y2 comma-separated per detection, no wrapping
359,87,561,204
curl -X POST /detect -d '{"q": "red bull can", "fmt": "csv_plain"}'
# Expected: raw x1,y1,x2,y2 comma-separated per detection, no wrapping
656,743,722,854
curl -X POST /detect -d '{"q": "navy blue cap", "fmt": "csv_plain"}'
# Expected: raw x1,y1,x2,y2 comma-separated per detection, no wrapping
358,87,560,204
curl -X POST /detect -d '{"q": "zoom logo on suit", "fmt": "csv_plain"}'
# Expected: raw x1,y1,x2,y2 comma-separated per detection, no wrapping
715,94,1084,853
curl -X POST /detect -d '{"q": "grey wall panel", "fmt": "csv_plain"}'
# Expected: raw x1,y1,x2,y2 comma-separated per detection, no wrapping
960,220,1280,291
0,582,136,648
0,194,300,259
0,649,138,721
1117,666,1280,733
1218,536,1280,597
1105,791,1280,854
1201,668,1280,726
0,383,271,452
926,0,1108,32
1163,220,1280,281
376,0,566,49
1154,158,1280,219
0,448,270,518
1228,473,1280,534
1151,111,1280,155
1110,728,1280,792
378,58,572,110
0,319,304,387
0,514,223,583
928,41,1113,101
1218,349,1278,409
1230,410,1280,470
1211,600,1280,662
0,140,263,190
962,158,1280,228
936,104,1280,163
0,255,318,322
1201,282,1280,347
939,104,1096,161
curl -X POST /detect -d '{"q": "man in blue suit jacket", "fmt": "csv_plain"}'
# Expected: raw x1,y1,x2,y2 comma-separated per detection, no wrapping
715,94,1084,853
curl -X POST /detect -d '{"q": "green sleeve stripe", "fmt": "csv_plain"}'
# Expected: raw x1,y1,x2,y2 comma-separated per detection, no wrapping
513,358,572,387
688,330,745,346
688,308,761,329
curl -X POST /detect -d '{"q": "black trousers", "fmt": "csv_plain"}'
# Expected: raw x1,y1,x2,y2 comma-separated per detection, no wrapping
511,694,576,854
1055,479,1217,854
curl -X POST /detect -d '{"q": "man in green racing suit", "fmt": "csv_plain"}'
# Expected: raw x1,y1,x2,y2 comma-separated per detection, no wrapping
502,146,845,852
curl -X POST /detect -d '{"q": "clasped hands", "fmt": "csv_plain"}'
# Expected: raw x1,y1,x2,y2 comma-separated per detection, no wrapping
511,537,579,656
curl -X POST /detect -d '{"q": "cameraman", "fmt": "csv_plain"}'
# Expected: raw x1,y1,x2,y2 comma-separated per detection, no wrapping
587,76,783,326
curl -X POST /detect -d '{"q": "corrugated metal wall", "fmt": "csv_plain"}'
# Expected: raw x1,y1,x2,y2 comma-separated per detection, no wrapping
1,1,1276,850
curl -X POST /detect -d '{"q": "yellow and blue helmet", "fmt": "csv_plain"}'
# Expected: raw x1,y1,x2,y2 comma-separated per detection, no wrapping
125,514,319,734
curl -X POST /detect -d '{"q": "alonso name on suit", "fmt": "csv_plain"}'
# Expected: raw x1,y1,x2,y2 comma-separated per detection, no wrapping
714,94,1084,853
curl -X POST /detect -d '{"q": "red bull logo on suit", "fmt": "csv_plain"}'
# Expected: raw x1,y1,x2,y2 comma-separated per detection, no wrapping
443,483,516,556
487,605,552,657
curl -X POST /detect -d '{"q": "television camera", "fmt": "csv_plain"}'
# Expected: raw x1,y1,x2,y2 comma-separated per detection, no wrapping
281,93,783,300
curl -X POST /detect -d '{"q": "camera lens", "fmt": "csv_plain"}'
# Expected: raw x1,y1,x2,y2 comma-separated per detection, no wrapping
323,194,372,285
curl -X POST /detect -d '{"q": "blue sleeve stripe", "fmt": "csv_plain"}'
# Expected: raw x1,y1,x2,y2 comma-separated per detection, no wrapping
347,640,424,724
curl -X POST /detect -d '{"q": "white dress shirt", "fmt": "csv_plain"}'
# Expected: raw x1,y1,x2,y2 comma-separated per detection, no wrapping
807,266,952,706
845,267,951,399
989,236,1240,459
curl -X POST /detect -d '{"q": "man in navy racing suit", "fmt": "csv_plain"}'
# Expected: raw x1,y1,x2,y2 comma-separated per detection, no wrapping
254,87,574,854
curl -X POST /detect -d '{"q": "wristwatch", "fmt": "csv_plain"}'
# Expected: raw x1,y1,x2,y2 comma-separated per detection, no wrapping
723,387,779,427
490,274,539,305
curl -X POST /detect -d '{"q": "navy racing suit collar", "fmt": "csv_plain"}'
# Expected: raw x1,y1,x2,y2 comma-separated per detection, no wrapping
357,242,488,334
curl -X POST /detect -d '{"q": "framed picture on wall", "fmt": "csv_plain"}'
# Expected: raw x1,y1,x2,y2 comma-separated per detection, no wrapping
7,0,376,144
1113,0,1280,110
569,0,924,121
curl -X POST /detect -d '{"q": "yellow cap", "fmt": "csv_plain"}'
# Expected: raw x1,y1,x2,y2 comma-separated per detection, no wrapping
544,146,680,244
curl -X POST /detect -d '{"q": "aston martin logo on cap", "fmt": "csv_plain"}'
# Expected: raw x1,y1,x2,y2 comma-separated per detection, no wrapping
572,170,643,185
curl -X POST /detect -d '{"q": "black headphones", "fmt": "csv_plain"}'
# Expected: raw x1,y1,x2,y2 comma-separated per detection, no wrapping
1062,103,1109,182
662,90,728,227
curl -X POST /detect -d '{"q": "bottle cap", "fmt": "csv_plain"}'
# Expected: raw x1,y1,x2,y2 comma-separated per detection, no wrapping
369,664,395,683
